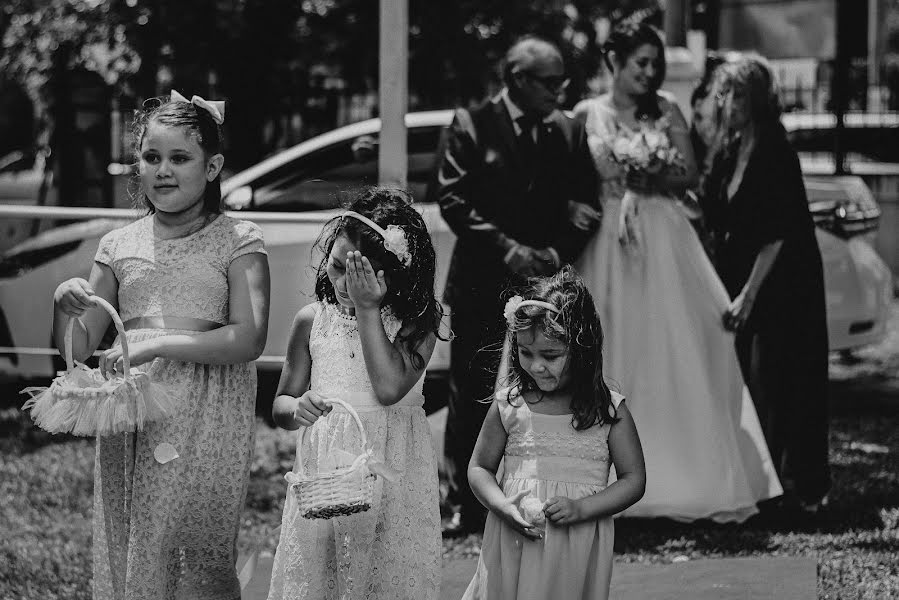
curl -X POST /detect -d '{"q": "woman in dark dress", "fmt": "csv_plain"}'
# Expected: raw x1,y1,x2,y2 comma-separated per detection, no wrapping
695,55,831,512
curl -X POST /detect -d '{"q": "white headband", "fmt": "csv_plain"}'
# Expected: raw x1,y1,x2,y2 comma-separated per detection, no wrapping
503,295,560,327
341,211,412,267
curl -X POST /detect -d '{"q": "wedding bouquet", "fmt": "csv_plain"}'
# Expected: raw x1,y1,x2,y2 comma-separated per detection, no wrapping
607,119,685,182
605,120,686,250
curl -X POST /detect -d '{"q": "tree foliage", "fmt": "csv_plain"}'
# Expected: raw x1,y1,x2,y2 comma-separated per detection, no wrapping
1,0,661,168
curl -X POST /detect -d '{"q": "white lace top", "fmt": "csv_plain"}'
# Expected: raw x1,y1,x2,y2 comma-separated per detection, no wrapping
95,214,265,323
309,301,425,407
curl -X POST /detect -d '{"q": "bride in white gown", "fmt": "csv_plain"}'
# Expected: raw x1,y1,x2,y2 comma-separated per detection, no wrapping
573,21,782,522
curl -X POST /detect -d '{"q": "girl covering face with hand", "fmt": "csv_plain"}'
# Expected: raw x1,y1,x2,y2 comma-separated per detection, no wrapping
267,187,446,600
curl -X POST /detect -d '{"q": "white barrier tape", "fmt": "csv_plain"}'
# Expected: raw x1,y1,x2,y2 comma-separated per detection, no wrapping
0,204,338,223
0,346,287,364
0,346,75,356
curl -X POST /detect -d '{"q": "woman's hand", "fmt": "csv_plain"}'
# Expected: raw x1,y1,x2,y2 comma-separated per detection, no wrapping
494,490,543,540
723,288,756,332
544,496,583,525
346,251,387,311
568,201,600,231
618,189,640,248
99,339,159,379
293,390,332,427
54,278,98,318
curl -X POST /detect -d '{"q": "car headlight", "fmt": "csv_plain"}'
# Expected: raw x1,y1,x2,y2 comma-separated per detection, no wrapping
0,240,82,278
809,181,881,239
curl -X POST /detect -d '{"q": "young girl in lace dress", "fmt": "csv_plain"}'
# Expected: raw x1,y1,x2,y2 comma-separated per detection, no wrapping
52,93,270,599
463,267,646,600
268,188,443,600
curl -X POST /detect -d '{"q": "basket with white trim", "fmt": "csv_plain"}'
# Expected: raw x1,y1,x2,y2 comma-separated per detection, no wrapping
21,296,177,436
286,397,377,520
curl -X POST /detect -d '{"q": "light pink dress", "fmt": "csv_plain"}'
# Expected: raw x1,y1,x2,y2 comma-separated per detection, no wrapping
462,389,623,600
92,214,266,600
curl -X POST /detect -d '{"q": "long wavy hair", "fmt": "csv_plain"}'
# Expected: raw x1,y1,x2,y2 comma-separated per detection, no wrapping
603,19,666,121
131,97,224,214
699,55,784,214
313,187,446,370
503,267,618,431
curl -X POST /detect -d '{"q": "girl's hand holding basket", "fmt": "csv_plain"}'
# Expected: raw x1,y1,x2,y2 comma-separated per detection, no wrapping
54,278,98,317
21,294,178,437
292,390,333,428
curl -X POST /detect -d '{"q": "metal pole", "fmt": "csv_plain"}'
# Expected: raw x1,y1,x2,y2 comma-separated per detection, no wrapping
867,0,879,111
378,0,408,188
664,0,687,47
833,0,849,174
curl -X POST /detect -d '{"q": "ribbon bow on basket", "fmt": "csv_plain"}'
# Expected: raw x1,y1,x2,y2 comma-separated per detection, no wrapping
285,397,399,520
21,297,178,437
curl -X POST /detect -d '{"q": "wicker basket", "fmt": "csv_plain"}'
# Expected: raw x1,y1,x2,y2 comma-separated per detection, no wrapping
286,398,376,520
21,297,177,436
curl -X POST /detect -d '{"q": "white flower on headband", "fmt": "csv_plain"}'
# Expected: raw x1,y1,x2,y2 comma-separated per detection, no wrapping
504,296,525,327
382,225,411,267
503,295,560,327
342,211,412,268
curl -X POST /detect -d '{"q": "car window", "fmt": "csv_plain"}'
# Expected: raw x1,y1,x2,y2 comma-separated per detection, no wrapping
249,125,444,212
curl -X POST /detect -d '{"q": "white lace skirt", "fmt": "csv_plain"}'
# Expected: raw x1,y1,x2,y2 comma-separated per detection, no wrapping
267,403,442,600
575,196,783,523
92,328,257,600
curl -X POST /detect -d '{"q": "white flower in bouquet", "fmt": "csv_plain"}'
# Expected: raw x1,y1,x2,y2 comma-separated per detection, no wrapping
627,136,651,167
612,136,633,161
642,128,664,150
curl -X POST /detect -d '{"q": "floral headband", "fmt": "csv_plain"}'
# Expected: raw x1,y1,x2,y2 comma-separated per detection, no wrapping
341,211,412,267
170,90,225,125
503,295,560,327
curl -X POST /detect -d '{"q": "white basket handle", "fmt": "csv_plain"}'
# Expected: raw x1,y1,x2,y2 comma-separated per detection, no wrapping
64,296,129,379
292,397,369,477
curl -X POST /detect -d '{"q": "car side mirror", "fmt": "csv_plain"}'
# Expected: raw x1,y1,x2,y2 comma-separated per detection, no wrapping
351,135,379,163
0,151,26,174
225,185,254,210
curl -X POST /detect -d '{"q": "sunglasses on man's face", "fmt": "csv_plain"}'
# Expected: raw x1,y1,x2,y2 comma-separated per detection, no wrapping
521,71,570,92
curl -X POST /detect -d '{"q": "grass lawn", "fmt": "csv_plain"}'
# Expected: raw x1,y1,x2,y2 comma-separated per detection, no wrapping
2,307,898,599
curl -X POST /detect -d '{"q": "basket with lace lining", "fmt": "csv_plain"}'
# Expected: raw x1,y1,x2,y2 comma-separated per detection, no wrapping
286,397,377,519
21,296,177,436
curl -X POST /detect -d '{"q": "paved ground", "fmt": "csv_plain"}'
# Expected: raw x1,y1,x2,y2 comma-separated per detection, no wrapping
241,554,816,599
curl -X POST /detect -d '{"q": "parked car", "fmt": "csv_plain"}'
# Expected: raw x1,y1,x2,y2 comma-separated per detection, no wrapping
0,110,893,383
0,149,56,253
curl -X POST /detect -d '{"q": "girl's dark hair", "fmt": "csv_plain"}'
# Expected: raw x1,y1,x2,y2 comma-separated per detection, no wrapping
313,187,446,370
603,20,666,121
131,97,224,214
503,266,618,431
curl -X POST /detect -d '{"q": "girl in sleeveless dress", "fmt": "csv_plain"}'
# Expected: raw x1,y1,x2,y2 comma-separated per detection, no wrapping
572,21,782,522
268,188,443,600
52,93,271,599
463,267,646,600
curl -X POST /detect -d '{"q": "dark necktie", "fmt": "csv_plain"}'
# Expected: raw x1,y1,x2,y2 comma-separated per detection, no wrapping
516,115,539,164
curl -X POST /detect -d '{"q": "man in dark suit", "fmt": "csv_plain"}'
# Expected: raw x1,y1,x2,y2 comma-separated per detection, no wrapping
437,36,599,535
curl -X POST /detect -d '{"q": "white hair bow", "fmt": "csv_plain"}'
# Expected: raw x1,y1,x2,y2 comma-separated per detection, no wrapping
170,90,225,125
